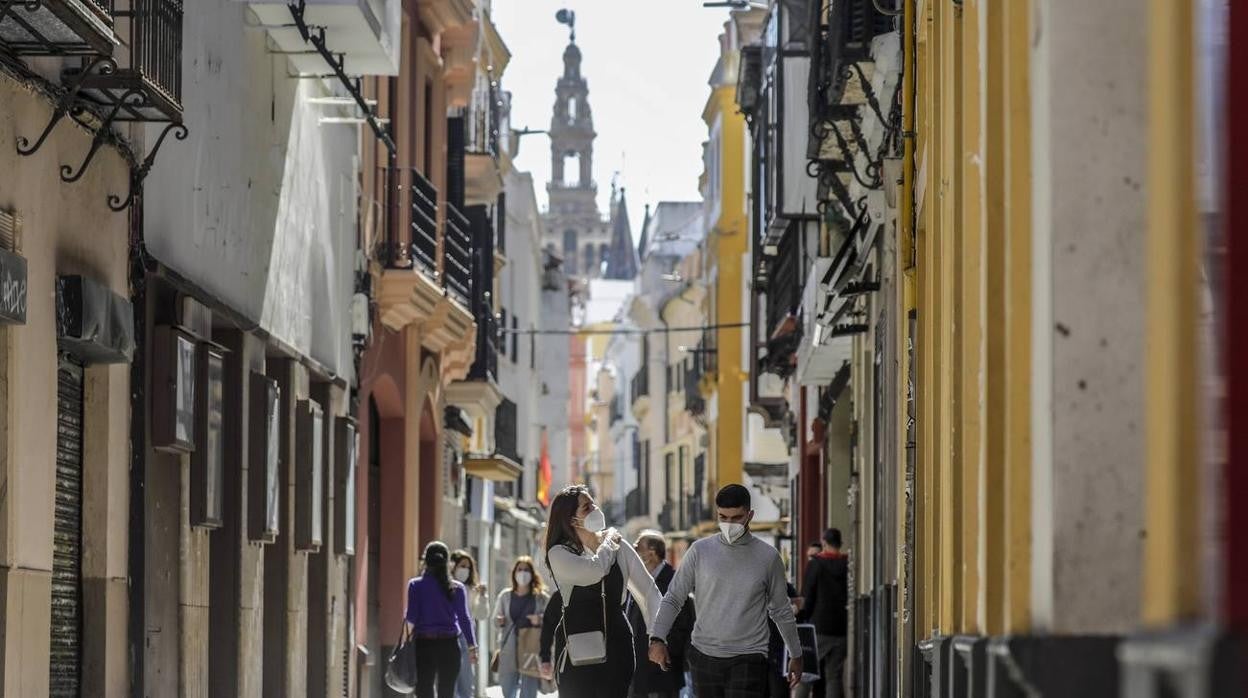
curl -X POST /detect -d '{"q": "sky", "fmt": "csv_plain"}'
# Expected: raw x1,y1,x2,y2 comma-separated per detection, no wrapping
492,1,730,232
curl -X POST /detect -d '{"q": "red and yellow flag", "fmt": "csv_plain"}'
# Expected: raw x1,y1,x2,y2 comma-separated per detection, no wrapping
538,427,552,507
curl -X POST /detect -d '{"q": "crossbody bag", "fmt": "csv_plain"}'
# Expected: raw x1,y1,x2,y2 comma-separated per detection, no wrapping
546,548,608,667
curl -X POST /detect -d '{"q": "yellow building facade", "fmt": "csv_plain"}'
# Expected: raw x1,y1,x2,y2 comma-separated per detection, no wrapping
702,13,758,503
839,0,1223,694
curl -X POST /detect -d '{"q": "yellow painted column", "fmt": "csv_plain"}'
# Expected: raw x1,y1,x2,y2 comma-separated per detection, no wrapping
1143,0,1202,625
938,0,963,633
1002,0,1033,634
981,0,1008,637
957,0,984,634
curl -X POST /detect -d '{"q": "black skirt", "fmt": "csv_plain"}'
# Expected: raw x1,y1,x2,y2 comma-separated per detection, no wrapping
556,562,636,698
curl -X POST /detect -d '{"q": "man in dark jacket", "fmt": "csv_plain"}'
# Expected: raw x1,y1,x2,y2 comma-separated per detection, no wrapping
628,531,694,698
797,528,848,698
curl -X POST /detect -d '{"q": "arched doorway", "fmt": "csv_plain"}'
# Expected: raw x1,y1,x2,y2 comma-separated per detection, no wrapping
362,376,405,698
418,399,439,547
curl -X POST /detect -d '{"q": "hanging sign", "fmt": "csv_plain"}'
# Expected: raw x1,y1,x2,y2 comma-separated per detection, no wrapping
0,248,27,325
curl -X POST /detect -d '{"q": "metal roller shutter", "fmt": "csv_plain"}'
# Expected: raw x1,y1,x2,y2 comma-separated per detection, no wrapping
50,359,84,697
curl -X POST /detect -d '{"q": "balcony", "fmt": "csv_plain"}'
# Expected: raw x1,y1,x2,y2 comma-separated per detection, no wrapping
376,167,474,363
416,0,473,37
761,222,803,338
241,0,401,75
463,81,506,205
76,0,183,123
0,0,116,56
630,370,650,419
443,203,472,306
685,354,706,417
446,201,501,424
462,398,521,483
463,204,498,383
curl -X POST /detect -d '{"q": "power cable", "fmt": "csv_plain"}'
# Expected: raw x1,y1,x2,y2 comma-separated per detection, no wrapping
500,322,751,337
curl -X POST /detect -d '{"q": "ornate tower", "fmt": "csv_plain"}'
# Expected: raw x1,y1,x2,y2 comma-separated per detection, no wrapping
543,13,612,279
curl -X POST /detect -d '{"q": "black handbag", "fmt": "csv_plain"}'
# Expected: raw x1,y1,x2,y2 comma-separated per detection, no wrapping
385,624,418,694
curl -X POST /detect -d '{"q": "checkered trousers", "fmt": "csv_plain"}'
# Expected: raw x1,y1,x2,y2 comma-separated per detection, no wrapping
686,646,771,698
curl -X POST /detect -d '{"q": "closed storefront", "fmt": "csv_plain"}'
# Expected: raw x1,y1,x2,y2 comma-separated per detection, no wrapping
50,359,84,696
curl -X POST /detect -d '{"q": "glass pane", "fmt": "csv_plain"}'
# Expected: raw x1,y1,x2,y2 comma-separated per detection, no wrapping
206,351,224,522
311,408,323,546
175,335,196,445
266,384,281,535
345,423,357,554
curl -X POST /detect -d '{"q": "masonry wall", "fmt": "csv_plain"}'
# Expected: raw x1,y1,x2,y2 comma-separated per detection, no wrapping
0,73,133,697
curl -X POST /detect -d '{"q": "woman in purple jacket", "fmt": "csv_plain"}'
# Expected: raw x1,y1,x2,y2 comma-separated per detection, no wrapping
407,542,479,697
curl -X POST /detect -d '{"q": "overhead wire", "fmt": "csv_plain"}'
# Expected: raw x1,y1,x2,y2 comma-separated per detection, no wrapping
500,322,751,337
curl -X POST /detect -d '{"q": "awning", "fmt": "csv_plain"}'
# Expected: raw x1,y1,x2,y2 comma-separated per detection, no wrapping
463,453,523,482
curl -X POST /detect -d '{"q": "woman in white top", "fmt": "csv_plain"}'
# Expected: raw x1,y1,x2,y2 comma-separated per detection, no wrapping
541,485,662,698
450,550,490,698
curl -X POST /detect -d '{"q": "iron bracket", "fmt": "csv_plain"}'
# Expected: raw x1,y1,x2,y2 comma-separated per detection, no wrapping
844,61,887,125
16,56,117,157
60,89,140,183
108,122,188,211
287,0,397,156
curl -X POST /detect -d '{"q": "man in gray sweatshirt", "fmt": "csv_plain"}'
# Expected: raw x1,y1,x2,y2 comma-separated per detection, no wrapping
647,484,803,696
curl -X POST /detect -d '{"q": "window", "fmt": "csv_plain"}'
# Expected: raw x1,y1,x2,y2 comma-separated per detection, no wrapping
295,399,324,551
191,344,225,529
249,372,281,543
335,417,358,555
152,326,197,453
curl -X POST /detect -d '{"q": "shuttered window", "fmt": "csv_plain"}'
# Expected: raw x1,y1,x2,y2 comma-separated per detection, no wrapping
50,359,84,696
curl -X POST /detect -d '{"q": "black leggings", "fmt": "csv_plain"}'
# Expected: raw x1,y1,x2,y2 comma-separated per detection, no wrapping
413,637,461,698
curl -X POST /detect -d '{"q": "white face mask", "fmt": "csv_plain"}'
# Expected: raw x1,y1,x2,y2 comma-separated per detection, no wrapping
515,570,533,586
453,567,471,583
580,508,606,533
719,522,746,544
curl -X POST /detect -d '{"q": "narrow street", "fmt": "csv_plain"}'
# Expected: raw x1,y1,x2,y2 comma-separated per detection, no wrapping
0,0,1243,697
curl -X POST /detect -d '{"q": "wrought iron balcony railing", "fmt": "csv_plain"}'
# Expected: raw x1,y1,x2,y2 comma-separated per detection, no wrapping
466,81,501,157
464,204,497,381
467,308,499,382
495,398,518,463
410,168,439,275
0,0,116,56
380,167,448,296
764,222,803,338
10,0,187,210
443,202,472,304
77,0,183,122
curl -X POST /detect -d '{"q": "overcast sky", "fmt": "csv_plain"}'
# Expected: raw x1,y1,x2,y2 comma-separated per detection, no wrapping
492,1,729,234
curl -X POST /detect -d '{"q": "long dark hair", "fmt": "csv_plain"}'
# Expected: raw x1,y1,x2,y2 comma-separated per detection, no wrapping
544,485,589,558
450,549,479,587
423,541,454,600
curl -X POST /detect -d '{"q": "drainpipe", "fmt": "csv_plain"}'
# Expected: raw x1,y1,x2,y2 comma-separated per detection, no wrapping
126,190,151,698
